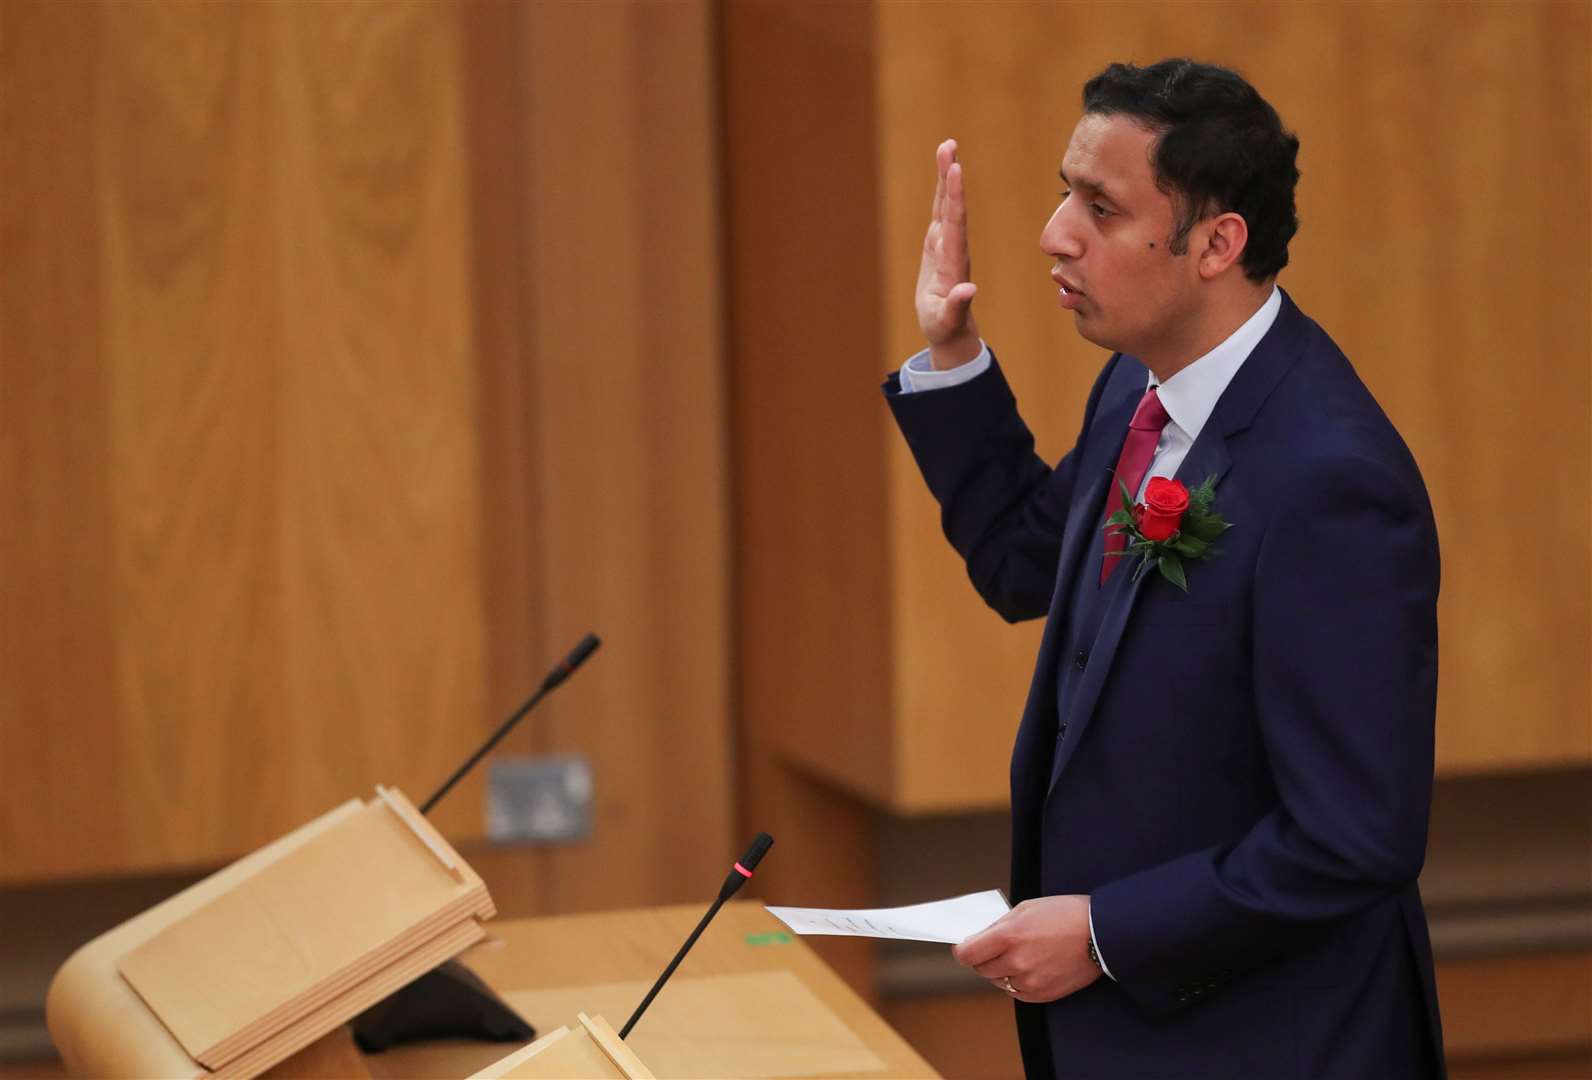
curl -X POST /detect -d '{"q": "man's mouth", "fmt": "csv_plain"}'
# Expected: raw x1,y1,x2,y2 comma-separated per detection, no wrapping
1053,271,1086,309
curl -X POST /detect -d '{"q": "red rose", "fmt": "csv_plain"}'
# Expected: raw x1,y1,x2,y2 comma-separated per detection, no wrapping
1136,477,1189,542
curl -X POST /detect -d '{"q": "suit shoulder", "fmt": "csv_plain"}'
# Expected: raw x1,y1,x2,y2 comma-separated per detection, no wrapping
1271,326,1421,459
1245,316,1435,522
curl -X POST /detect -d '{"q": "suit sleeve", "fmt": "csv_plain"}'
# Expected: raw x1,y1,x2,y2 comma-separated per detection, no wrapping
883,352,1118,623
1088,454,1440,1016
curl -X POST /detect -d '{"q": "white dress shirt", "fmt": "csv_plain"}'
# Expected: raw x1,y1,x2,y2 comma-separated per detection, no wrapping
894,286,1282,978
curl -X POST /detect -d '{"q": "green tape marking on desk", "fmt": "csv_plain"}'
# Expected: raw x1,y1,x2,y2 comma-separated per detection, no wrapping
745,931,793,946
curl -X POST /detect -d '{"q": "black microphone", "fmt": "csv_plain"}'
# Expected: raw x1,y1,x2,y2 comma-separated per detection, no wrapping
619,833,774,1040
419,633,603,816
539,632,601,693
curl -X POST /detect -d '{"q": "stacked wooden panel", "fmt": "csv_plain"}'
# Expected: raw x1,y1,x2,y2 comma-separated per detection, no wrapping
50,788,495,1079
470,1013,653,1080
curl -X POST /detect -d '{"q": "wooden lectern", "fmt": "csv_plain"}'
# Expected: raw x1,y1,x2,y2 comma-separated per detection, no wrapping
368,904,936,1080
46,788,494,1079
47,795,935,1079
467,1012,654,1079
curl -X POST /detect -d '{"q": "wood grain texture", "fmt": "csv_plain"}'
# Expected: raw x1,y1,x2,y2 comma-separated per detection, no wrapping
0,0,128,877
871,0,1592,808
259,1026,371,1080
45,794,490,1079
369,904,936,1080
0,0,489,879
460,0,547,830
269,0,490,835
95,0,286,867
515,0,733,912
499,973,885,1079
1438,948,1592,1060
880,990,1023,1080
722,0,889,994
724,0,896,805
47,801,364,1080
2,0,732,900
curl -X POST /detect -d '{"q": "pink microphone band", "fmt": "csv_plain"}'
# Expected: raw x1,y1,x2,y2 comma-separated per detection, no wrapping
733,862,753,878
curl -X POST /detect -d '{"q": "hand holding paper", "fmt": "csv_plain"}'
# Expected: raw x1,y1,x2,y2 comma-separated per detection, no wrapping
952,894,1101,1005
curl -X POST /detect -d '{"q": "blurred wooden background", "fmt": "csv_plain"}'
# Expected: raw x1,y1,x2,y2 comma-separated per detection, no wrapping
1,1,1587,1077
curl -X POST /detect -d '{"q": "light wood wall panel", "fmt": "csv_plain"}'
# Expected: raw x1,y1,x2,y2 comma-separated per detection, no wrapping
870,0,1589,810
1,0,128,877
0,0,731,905
267,1,490,836
514,0,734,911
98,0,293,863
0,0,493,878
723,0,889,992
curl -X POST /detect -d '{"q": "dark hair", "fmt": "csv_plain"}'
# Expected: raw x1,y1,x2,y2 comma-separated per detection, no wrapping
1082,59,1300,282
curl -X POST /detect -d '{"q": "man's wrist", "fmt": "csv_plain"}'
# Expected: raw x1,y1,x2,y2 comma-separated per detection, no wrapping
928,330,983,371
1086,898,1114,980
899,343,991,394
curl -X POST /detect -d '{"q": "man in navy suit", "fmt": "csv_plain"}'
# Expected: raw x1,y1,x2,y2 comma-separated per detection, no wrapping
884,60,1444,1078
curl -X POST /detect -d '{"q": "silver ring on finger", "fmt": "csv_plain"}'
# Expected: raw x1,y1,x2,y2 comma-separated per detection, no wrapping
1002,976,1018,995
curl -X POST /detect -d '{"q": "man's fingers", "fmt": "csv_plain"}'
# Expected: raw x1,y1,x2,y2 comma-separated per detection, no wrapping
951,925,1005,967
918,137,978,348
933,139,959,220
946,160,967,227
945,282,977,307
973,956,1015,979
932,139,956,222
940,160,970,281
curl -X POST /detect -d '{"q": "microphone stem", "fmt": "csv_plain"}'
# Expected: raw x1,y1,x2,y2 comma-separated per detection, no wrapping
419,684,549,816
619,894,726,1040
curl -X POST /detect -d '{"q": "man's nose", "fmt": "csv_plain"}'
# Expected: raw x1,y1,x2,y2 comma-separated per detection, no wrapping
1040,201,1082,260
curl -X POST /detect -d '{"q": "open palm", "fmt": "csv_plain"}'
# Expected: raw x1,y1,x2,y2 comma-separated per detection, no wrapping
915,139,981,366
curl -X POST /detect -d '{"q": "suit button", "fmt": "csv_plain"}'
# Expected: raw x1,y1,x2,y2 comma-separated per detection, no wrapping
1058,723,1069,738
1073,651,1088,670
1174,989,1191,1004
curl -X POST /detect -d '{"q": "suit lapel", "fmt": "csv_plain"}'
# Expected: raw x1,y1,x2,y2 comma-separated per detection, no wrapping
1046,408,1239,795
1042,289,1310,795
1010,369,1141,818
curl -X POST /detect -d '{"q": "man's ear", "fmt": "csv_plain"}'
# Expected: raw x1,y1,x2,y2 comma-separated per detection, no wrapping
1197,212,1249,279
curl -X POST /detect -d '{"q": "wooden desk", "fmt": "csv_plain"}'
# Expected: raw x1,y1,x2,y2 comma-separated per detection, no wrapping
365,903,936,1079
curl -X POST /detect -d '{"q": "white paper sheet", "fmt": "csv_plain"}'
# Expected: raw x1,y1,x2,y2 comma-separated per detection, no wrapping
764,889,1011,944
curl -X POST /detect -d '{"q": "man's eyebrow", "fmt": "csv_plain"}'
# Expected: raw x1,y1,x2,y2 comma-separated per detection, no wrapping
1058,168,1119,204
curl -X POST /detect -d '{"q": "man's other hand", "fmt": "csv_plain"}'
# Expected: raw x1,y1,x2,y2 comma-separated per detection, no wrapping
951,894,1103,1003
916,139,983,370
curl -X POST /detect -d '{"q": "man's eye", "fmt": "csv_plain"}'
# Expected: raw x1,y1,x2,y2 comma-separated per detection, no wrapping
1061,190,1111,219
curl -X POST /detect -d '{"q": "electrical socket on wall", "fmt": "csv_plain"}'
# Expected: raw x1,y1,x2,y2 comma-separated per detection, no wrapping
485,755,593,844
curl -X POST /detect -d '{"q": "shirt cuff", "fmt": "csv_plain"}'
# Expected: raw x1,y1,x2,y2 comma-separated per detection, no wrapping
1088,900,1116,981
896,342,991,393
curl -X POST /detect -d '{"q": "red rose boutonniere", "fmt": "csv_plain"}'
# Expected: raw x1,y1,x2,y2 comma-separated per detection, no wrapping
1104,475,1232,591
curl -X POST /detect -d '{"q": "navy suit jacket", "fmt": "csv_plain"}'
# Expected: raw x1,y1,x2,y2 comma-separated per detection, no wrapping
886,291,1445,1079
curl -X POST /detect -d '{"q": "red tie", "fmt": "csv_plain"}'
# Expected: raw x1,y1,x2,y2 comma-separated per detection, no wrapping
1100,386,1172,584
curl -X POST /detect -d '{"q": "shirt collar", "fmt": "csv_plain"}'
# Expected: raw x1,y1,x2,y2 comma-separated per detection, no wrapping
1149,285,1281,442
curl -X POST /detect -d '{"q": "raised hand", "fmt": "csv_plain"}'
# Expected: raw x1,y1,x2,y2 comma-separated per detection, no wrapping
915,139,983,370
